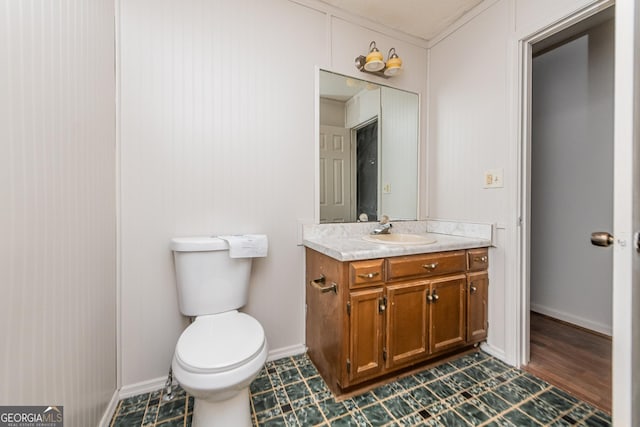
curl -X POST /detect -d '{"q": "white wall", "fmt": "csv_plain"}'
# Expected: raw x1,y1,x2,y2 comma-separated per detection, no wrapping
118,0,428,388
345,88,380,129
0,0,117,425
427,0,603,363
530,20,614,335
381,87,419,220
320,98,346,127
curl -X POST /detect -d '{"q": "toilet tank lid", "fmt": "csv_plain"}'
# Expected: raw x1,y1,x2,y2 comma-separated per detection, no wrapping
170,236,228,252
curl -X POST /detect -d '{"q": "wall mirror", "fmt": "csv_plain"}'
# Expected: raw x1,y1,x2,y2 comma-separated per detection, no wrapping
318,70,419,223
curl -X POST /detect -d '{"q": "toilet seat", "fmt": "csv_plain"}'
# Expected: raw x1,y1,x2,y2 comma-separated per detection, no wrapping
175,311,265,374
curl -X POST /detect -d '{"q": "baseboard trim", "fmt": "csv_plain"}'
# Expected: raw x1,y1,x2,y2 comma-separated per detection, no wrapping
480,342,508,364
267,344,307,361
100,378,167,426
530,303,612,337
119,376,168,399
98,389,120,427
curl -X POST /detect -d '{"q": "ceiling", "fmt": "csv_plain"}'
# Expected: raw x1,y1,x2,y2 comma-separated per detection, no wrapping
318,0,484,41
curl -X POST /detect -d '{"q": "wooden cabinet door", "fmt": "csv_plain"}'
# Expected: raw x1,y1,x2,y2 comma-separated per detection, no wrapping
348,287,384,383
467,271,488,343
386,281,429,369
429,274,466,354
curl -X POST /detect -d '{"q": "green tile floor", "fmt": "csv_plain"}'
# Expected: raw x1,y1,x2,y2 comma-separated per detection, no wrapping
110,351,612,426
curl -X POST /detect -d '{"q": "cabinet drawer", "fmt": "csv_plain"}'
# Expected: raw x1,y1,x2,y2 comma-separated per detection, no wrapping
467,248,489,271
387,251,466,280
350,259,385,288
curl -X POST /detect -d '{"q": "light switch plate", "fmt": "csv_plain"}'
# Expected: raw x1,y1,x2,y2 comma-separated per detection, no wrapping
483,169,504,188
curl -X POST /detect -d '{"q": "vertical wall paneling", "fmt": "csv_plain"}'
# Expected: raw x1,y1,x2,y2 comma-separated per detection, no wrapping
119,0,327,386
514,0,602,36
428,1,510,223
0,0,117,425
428,1,511,358
380,87,419,220
119,0,428,388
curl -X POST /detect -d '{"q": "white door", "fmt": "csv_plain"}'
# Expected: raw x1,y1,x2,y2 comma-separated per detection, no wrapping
611,0,640,424
319,125,353,223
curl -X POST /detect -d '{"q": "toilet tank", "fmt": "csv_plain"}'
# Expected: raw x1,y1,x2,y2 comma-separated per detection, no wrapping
170,236,253,316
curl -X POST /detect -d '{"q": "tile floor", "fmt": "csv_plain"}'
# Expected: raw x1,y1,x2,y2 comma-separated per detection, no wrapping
110,351,612,426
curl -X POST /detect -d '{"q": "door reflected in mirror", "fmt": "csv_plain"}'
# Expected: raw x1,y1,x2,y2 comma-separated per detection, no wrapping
319,70,419,223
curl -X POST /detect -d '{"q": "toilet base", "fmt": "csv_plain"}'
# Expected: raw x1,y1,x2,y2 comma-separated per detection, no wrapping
191,387,251,427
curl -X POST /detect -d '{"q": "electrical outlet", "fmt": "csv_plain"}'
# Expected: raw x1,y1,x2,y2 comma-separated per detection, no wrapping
483,169,504,188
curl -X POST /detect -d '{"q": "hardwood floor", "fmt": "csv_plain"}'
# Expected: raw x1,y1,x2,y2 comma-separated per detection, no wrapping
524,312,612,413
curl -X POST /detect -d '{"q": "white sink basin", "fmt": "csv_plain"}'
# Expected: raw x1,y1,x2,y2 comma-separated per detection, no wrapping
362,233,437,245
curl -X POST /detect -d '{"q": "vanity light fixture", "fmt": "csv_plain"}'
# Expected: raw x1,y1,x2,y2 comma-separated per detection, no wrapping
363,41,384,71
355,41,403,78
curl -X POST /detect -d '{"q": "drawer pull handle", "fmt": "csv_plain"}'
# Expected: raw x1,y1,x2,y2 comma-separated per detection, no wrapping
309,275,338,294
357,272,380,279
473,255,488,263
422,262,439,270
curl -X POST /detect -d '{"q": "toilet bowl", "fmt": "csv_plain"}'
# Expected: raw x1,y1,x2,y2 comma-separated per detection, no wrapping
172,311,268,426
169,235,269,427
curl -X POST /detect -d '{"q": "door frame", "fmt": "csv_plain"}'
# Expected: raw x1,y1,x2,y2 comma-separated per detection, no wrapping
516,0,614,366
515,0,614,405
610,0,640,424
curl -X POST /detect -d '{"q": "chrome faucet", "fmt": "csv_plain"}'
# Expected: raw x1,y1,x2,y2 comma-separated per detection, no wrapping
371,215,392,235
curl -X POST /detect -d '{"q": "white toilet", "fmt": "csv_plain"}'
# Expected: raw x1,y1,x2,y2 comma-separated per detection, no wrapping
170,235,268,427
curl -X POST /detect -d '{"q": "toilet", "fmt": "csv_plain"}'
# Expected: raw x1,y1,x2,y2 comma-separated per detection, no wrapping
169,235,268,427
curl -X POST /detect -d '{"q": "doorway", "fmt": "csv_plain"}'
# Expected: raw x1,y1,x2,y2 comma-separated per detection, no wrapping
356,120,378,221
524,8,614,413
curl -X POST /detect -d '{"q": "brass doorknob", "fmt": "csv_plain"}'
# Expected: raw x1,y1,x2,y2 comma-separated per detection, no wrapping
591,231,614,247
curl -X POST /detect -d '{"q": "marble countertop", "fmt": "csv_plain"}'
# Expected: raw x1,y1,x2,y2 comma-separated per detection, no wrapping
303,232,491,261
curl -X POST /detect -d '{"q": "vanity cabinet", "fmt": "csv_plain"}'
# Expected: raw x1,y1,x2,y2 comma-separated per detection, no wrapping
305,247,489,394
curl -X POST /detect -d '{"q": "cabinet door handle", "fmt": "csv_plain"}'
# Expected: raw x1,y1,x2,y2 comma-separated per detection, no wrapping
470,285,477,294
422,262,439,270
357,272,380,279
432,291,439,302
378,296,387,313
309,275,337,294
473,255,488,263
427,294,433,302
